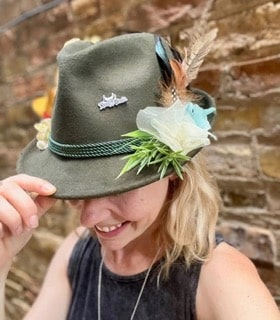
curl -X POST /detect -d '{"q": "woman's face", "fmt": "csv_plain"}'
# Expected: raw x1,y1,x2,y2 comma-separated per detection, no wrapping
70,177,170,252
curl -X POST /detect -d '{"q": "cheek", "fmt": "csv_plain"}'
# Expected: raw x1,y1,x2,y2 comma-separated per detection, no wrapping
146,182,169,207
113,194,146,221
127,193,167,221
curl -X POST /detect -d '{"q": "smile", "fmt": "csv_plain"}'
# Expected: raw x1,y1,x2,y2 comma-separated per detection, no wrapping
95,223,123,233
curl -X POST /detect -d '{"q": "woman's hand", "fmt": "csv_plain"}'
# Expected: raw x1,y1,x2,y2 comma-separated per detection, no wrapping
0,174,57,270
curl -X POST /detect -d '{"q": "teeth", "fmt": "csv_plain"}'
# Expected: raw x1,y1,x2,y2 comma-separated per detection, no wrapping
96,223,122,233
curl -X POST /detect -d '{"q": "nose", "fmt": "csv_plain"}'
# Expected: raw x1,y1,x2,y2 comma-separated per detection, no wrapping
79,197,112,227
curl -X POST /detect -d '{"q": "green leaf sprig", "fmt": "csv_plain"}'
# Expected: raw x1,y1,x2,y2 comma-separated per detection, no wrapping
117,130,190,179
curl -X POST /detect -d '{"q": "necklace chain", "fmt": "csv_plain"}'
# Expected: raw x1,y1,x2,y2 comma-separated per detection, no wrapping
97,249,160,320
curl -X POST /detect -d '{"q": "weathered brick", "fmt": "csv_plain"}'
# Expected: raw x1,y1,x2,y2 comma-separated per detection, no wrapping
212,133,252,145
0,83,11,106
32,231,63,259
256,264,280,308
217,177,266,208
122,0,207,32
14,4,71,48
260,102,280,131
11,73,49,100
2,55,29,80
5,102,38,130
259,146,280,179
18,31,75,71
211,0,270,20
212,91,280,132
23,36,59,70
206,144,258,178
0,144,19,179
210,142,259,175
275,232,280,264
214,104,261,131
0,33,17,57
0,0,22,25
217,222,277,264
192,69,221,96
219,207,280,230
211,3,280,64
16,0,41,14
265,181,280,211
71,0,99,19
213,2,280,34
100,0,132,15
257,126,280,146
211,34,280,65
228,58,280,95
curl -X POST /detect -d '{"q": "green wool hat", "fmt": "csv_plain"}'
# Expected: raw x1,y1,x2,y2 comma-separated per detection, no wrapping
17,32,216,199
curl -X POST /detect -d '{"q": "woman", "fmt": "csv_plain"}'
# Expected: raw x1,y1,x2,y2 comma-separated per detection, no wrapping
0,32,279,320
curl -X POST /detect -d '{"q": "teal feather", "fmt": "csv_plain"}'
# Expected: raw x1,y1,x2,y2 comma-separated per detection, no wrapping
155,35,172,85
185,102,216,130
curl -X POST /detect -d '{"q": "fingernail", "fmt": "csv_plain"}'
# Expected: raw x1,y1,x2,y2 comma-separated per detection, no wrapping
42,183,56,193
29,215,39,228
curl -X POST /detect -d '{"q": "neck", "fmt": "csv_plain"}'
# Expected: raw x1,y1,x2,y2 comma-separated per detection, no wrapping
101,235,162,276
97,241,161,320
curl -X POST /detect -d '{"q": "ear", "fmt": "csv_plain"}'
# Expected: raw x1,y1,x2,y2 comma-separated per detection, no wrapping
168,173,178,182
167,174,180,199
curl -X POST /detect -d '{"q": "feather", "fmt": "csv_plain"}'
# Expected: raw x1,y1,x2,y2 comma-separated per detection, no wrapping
159,81,174,107
182,28,217,84
159,58,198,106
155,35,172,85
156,29,217,107
170,59,187,92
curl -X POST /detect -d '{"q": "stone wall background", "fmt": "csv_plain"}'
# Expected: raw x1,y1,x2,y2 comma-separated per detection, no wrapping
0,0,279,319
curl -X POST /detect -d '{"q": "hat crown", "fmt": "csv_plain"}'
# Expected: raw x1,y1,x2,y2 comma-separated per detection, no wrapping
52,33,164,146
17,32,217,199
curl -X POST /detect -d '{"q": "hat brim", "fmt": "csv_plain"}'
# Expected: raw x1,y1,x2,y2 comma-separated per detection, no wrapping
17,140,176,199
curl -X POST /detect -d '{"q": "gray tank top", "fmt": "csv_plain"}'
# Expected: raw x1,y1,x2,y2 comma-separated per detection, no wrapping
66,235,212,320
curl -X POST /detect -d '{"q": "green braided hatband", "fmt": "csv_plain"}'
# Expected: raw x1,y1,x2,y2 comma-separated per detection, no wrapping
48,136,137,158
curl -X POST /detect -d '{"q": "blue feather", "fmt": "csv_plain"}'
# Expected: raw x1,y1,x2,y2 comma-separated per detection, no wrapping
155,35,172,84
185,102,216,130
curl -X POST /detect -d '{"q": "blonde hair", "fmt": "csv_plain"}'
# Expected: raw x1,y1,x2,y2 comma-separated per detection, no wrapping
157,152,221,277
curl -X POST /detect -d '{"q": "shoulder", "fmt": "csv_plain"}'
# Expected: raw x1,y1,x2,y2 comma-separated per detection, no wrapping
196,242,280,320
52,226,87,264
24,227,88,319
39,226,88,289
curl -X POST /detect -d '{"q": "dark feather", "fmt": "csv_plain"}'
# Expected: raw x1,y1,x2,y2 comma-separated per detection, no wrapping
154,35,172,86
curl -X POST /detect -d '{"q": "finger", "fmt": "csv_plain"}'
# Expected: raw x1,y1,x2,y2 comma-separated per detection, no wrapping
0,222,3,238
0,195,24,236
0,175,57,233
3,174,56,196
0,182,40,231
35,195,57,218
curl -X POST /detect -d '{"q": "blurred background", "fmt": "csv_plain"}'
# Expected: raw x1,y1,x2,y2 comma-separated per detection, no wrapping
0,0,279,319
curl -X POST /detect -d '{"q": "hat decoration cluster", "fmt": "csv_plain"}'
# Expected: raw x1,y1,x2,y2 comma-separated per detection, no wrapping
32,89,54,150
33,30,217,180
118,29,218,179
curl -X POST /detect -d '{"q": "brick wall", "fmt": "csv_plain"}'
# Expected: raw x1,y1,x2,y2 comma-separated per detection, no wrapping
1,0,279,318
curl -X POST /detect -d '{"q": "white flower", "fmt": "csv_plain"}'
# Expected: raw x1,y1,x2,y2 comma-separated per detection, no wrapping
136,100,215,155
34,118,51,150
